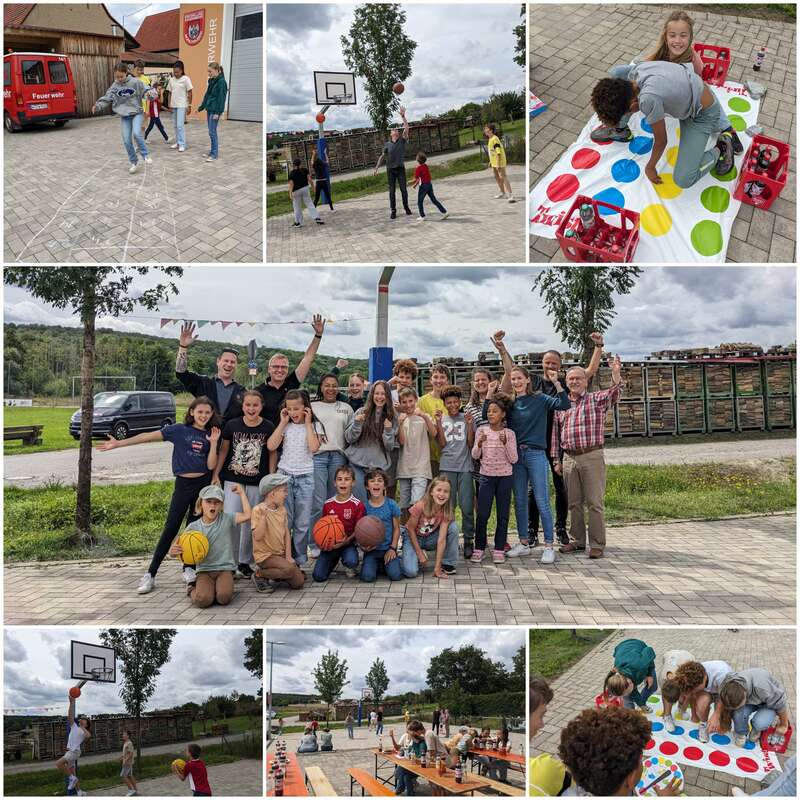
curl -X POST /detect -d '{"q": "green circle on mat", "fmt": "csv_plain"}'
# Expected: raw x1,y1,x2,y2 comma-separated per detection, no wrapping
712,163,738,183
701,186,731,213
728,97,751,113
728,114,746,131
648,696,659,704
691,220,723,256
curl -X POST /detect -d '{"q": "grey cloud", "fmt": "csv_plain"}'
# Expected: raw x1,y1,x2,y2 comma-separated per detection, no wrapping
4,633,26,663
268,4,341,35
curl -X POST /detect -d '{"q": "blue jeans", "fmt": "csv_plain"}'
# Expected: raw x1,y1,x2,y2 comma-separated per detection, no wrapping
376,722,384,734
512,447,554,544
347,725,354,739
207,113,220,158
417,182,447,216
756,755,796,796
174,106,187,148
673,97,726,188
440,470,474,539
395,766,416,796
360,548,403,582
732,704,778,736
280,470,314,565
312,543,359,582
350,464,373,505
311,450,347,525
120,113,148,165
401,521,460,577
623,670,658,709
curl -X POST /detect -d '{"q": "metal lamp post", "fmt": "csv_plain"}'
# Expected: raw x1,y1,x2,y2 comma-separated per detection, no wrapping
266,640,287,743
369,266,395,382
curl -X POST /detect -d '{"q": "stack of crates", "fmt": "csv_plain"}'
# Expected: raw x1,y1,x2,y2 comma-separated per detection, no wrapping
704,363,735,432
645,365,677,435
734,363,765,430
607,364,645,436
675,364,706,433
765,359,795,429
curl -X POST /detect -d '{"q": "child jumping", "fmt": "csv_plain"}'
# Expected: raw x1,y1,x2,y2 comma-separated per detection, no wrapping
197,62,228,163
409,152,449,221
288,158,325,228
172,743,212,796
93,63,151,174
484,124,515,202
604,638,658,713
56,694,90,795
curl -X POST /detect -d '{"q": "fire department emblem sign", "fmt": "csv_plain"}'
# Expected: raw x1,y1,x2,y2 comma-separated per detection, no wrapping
183,9,205,45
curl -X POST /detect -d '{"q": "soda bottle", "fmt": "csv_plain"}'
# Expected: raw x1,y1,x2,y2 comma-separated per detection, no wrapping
753,47,766,71
275,768,284,797
435,755,442,775
421,751,427,768
756,145,772,173
579,202,595,231
454,762,463,784
378,735,383,752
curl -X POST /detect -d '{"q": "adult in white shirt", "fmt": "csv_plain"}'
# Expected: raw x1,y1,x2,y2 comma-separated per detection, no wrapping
167,60,193,152
55,693,91,794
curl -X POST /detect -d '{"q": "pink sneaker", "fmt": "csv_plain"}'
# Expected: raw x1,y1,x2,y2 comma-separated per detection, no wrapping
492,550,506,563
470,549,485,563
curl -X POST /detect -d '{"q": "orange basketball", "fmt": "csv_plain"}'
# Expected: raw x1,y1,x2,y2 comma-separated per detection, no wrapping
354,515,386,551
393,81,405,95
313,516,347,551
69,687,81,699
315,112,326,123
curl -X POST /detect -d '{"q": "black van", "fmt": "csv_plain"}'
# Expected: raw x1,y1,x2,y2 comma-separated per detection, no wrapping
69,391,176,440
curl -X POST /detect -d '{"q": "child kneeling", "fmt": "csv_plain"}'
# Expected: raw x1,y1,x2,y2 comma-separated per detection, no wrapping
170,484,250,608
251,474,305,590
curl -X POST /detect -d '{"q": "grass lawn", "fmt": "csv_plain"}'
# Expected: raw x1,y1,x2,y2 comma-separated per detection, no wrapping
192,715,260,737
458,118,525,148
267,152,486,217
529,629,612,681
4,460,794,561
3,734,262,796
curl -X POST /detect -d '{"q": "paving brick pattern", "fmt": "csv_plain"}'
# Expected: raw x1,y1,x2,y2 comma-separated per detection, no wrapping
4,514,794,626
529,4,796,263
266,166,526,263
4,113,262,263
532,628,796,795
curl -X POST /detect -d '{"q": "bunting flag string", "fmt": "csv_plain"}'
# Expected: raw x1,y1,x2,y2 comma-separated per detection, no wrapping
5,705,63,714
155,315,374,329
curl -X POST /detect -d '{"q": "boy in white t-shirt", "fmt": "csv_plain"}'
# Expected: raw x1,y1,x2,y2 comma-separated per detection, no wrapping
56,694,91,794
166,60,193,152
396,387,436,521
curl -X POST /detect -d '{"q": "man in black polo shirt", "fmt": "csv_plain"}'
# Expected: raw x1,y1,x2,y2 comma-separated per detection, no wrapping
175,323,247,421
253,314,327,425
373,106,411,219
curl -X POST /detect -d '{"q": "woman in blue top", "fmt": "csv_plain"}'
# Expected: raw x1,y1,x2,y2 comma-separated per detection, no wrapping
96,395,221,595
490,331,569,564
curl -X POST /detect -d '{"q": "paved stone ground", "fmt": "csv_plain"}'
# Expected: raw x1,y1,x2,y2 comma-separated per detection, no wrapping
529,4,796,263
266,166,526,263
532,628,796,796
4,113,262,263
5,437,794,488
5,514,794,626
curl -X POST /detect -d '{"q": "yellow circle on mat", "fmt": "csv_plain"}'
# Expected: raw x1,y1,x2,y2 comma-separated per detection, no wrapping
654,173,682,199
641,204,672,236
666,146,679,166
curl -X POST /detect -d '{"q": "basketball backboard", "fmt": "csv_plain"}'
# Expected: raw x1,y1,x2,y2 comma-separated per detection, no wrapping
314,71,356,105
71,640,116,682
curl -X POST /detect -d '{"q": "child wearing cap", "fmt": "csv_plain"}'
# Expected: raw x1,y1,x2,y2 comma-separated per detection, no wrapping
169,483,251,608
250,473,306,591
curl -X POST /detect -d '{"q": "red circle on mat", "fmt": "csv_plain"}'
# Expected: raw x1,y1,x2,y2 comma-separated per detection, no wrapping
645,739,655,750
709,751,731,767
659,742,679,756
546,173,579,202
571,148,601,169
683,746,704,761
736,757,759,773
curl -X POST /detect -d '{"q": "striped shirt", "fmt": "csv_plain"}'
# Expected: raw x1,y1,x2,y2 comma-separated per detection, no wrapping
471,427,518,476
551,383,623,457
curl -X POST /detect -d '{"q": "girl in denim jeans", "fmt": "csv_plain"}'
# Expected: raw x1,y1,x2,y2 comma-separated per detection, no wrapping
268,390,319,566
197,62,228,163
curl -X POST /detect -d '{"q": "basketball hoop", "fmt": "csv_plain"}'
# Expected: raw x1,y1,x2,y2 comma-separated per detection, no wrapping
90,667,114,682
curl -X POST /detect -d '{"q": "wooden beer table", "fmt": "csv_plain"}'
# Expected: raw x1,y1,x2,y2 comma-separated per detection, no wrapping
267,751,309,796
371,748,490,796
467,747,525,767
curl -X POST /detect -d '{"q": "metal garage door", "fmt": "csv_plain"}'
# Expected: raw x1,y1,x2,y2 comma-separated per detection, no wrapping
228,4,262,121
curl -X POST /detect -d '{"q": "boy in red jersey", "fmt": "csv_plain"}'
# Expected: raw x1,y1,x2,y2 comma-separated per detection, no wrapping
409,152,449,221
172,743,212,796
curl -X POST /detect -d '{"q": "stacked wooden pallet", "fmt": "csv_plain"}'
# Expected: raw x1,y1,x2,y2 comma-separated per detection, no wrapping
705,365,733,396
677,399,705,432
765,361,793,394
737,397,765,430
675,365,704,397
646,366,675,398
706,398,735,431
768,396,794,427
735,364,762,395
648,400,677,433
617,402,646,435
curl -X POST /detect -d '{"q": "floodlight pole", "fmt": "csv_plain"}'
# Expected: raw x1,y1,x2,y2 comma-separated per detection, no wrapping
369,267,395,383
266,640,287,743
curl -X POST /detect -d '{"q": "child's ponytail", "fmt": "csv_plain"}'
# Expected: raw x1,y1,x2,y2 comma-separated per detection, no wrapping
604,669,629,697
208,61,224,77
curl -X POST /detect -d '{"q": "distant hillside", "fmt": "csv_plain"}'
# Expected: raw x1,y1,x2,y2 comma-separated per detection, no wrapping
4,324,369,398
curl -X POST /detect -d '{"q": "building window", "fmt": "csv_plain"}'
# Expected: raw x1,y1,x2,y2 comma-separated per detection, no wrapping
22,60,45,85
234,12,262,40
48,61,69,84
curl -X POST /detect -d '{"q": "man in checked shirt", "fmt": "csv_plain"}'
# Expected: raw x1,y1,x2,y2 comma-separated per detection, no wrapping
551,354,623,559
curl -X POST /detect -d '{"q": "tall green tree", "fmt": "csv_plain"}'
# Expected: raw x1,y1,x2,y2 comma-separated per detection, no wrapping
513,3,526,67
100,628,177,765
533,266,641,367
243,629,263,695
365,658,390,703
426,646,508,697
313,650,350,722
509,645,525,693
4,326,26,395
341,4,418,134
3,268,182,542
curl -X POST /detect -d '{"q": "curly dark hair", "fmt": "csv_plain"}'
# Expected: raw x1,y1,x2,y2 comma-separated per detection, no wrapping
673,661,707,694
558,706,650,796
441,384,463,403
591,78,635,127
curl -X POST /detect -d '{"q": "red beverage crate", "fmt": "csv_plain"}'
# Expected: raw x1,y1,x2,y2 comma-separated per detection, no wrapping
733,134,790,210
595,691,623,709
693,43,731,86
760,723,793,754
556,194,640,263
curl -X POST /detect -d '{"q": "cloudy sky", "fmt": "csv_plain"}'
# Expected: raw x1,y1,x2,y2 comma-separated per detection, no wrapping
267,3,524,131
4,629,260,717
266,628,524,696
3,267,795,362
107,3,179,36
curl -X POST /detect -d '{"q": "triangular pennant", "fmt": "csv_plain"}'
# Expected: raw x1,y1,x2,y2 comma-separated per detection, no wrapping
159,318,173,328
221,321,232,330
197,320,209,328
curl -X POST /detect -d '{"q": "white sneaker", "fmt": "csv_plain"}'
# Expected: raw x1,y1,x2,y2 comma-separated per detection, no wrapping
205,156,217,163
178,146,186,153
143,156,153,164
416,216,426,221
733,732,747,747
663,714,676,733
345,568,357,579
128,163,138,174
182,567,197,584
698,723,709,743
170,143,179,149
507,195,516,203
506,543,530,558
540,546,556,565
441,212,450,219
136,573,154,594
309,546,321,559
494,192,506,199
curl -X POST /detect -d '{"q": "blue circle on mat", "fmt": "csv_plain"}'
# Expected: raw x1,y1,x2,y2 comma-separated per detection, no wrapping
744,740,756,750
629,136,653,155
669,726,685,736
592,187,625,214
711,734,731,745
641,119,653,133
611,158,641,183
689,729,700,740
651,722,664,732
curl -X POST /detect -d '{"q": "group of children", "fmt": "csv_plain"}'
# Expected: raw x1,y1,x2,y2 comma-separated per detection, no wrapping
529,638,792,796
95,58,228,174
